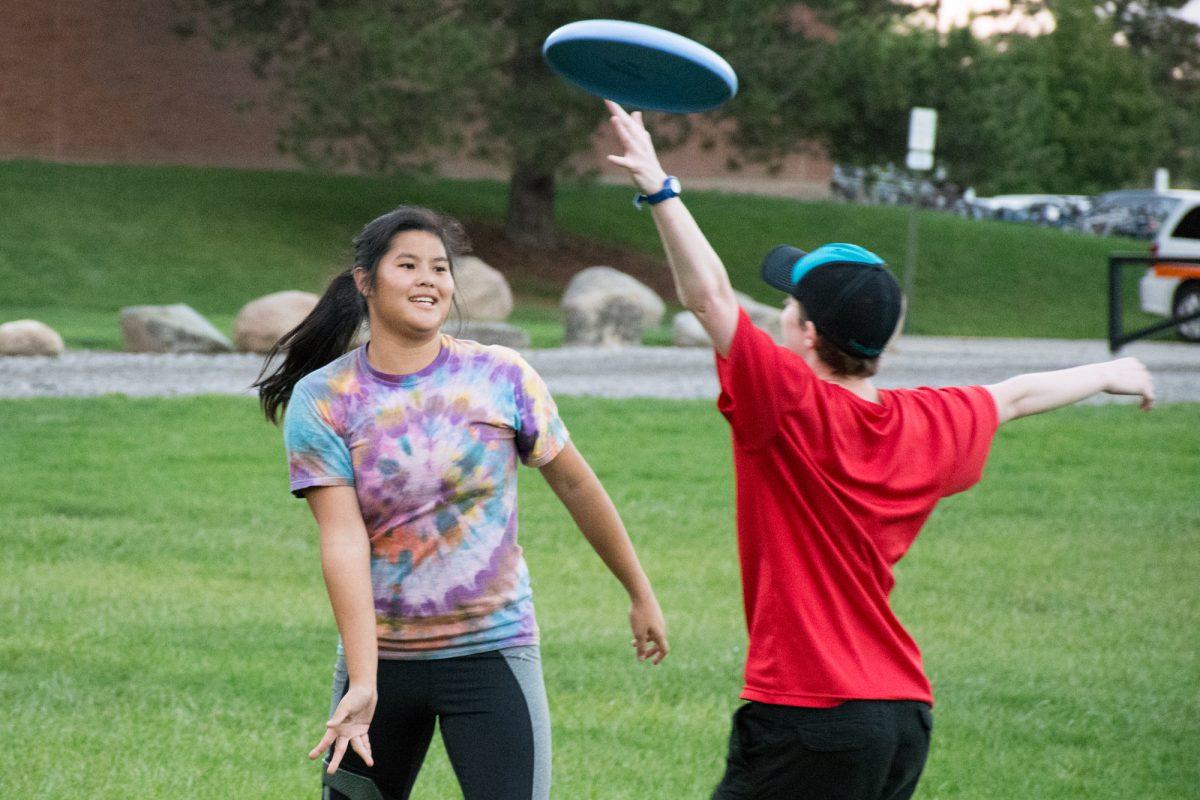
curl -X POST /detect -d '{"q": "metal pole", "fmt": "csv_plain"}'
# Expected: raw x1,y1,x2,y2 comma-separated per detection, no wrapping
903,204,919,332
1108,256,1122,353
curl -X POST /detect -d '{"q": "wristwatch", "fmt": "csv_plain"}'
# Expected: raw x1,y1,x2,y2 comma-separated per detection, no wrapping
633,175,682,210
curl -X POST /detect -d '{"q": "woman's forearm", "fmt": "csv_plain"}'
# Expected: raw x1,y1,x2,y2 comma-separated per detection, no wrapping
540,445,653,600
320,531,378,686
561,474,654,600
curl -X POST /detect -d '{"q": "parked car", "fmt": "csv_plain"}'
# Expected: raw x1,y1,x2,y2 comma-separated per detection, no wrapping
956,194,1090,228
1082,190,1181,239
1138,190,1200,342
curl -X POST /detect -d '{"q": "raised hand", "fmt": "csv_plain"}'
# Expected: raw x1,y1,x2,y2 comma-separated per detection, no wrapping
604,99,669,195
308,682,377,774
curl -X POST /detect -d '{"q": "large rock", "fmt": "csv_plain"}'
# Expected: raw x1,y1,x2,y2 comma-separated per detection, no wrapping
446,321,530,349
0,319,65,356
120,304,233,354
673,292,783,347
561,267,665,347
454,256,513,322
234,290,319,353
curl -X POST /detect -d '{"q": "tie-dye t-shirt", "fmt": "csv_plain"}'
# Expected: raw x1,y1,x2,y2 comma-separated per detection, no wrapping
283,337,569,659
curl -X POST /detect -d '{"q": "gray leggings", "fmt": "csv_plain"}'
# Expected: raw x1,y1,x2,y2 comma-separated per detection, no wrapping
323,644,551,800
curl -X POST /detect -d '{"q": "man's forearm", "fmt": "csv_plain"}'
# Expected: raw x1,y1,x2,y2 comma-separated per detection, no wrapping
649,197,736,313
991,363,1109,421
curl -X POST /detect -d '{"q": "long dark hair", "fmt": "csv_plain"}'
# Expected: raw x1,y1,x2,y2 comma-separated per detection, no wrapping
256,205,470,424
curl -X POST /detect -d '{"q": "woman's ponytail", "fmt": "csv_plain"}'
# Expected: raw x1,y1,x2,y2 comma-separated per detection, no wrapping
255,268,366,424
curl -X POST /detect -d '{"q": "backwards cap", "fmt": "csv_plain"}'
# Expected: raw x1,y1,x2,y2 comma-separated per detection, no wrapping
761,243,902,358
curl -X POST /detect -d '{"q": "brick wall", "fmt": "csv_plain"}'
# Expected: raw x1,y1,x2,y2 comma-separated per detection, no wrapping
0,0,830,196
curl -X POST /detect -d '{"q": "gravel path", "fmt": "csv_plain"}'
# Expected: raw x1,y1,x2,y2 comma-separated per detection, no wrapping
2,337,1198,404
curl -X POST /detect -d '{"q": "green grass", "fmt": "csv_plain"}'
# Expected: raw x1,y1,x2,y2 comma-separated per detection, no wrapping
1,396,1196,799
0,160,1165,347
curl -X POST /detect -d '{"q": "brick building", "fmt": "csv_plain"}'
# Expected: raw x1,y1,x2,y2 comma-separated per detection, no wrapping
0,0,831,197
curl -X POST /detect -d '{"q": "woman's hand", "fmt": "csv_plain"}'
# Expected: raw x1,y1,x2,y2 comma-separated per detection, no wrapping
604,99,670,195
308,682,377,774
629,592,670,665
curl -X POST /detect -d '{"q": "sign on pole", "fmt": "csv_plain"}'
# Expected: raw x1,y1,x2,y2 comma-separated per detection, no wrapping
907,107,938,153
903,107,938,333
905,107,937,173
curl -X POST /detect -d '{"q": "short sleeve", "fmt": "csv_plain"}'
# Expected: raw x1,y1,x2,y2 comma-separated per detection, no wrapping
936,385,999,496
511,356,570,468
283,380,355,498
715,308,815,449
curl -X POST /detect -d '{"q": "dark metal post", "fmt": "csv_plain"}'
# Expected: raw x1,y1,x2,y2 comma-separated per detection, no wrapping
1108,257,1123,353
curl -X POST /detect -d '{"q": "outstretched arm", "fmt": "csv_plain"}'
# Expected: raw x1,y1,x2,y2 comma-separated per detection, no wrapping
604,100,741,355
540,441,669,664
986,357,1155,424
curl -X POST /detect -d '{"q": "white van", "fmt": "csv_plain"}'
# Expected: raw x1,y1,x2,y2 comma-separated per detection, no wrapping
1139,190,1200,342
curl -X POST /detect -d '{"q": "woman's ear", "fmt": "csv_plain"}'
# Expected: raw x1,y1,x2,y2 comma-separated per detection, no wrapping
352,266,371,298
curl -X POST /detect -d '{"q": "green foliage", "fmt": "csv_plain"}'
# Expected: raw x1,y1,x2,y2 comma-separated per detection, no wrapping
1,396,1197,797
791,8,1176,194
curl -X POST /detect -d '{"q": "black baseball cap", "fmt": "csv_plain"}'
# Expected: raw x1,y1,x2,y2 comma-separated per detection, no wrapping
761,242,902,358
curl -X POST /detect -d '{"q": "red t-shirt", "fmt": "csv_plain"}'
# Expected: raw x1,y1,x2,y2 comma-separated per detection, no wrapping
715,310,998,707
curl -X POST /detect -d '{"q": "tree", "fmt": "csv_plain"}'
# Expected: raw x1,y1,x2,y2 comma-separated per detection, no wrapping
175,0,899,248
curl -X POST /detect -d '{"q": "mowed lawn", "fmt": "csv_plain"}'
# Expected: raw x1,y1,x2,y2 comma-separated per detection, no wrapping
2,396,1197,799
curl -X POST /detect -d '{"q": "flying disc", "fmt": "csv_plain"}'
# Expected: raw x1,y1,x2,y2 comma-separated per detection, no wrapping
542,20,738,113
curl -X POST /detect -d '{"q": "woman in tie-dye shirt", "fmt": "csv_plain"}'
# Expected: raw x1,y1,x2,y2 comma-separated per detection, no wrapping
255,206,668,800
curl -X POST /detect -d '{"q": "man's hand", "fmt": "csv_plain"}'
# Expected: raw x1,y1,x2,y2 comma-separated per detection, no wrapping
605,100,669,195
1102,357,1156,410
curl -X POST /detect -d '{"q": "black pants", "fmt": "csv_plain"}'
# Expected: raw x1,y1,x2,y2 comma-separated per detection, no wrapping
712,700,933,800
324,647,550,800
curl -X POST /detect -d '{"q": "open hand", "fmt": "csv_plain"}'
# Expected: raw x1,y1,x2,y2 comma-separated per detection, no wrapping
1103,357,1156,410
629,593,670,665
308,682,377,774
604,100,669,195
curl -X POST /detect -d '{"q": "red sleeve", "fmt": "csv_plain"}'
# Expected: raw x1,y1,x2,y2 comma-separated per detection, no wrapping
715,308,815,449
934,385,1000,496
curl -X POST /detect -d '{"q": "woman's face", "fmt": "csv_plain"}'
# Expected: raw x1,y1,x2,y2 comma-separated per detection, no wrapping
358,230,455,339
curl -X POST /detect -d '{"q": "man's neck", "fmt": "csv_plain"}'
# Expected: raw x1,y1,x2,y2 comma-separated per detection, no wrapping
809,358,880,404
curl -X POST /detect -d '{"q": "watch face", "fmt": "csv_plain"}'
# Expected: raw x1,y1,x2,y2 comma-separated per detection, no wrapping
667,177,681,194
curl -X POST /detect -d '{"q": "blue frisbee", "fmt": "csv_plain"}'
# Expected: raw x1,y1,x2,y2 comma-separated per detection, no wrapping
542,19,738,114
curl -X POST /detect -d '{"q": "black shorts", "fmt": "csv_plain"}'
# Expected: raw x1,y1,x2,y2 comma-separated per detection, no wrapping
712,699,933,800
323,647,550,800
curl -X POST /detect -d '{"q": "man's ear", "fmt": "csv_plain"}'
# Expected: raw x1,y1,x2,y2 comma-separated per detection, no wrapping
803,320,819,350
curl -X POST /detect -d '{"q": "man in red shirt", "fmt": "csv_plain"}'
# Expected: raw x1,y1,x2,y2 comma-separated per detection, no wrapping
604,101,1156,800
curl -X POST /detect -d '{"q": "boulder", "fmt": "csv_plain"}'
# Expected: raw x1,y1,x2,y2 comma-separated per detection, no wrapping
672,292,783,347
233,290,320,353
120,304,233,354
446,321,531,349
671,311,710,348
561,267,665,347
453,256,513,322
0,319,65,356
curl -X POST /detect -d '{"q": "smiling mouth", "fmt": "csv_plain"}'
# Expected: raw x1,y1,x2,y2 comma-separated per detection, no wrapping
409,296,438,307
